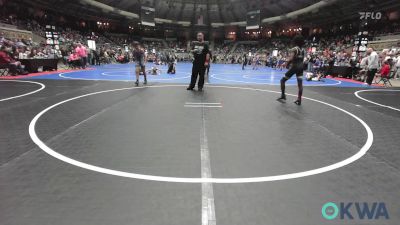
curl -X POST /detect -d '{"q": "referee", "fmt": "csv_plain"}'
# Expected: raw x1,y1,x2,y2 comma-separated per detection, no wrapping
187,32,210,91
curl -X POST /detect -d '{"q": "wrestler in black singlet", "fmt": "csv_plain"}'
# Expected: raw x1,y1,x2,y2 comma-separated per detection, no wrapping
277,35,305,105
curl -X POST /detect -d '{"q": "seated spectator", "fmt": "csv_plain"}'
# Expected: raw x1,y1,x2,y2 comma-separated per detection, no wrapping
0,33,14,47
374,61,391,83
0,45,28,75
68,52,81,68
28,48,39,58
116,52,129,64
0,32,5,46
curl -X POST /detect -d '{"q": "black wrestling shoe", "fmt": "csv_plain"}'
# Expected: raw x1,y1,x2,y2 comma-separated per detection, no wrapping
198,88,203,92
187,87,194,91
294,100,302,105
135,81,139,86
276,95,286,102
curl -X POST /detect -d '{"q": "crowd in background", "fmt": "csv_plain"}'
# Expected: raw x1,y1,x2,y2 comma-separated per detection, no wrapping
2,24,400,82
0,0,399,82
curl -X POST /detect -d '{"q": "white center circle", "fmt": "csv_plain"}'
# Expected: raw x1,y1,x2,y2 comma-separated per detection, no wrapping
29,85,373,183
0,80,45,102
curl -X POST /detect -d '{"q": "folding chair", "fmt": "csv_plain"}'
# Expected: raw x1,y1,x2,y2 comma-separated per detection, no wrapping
0,64,9,76
376,71,394,87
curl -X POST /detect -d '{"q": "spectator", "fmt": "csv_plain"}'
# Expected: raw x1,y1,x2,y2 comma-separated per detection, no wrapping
354,55,369,82
28,48,38,58
0,45,28,75
0,32,5,46
374,60,390,83
91,49,100,66
68,52,81,68
395,53,400,79
366,48,379,85
75,43,88,69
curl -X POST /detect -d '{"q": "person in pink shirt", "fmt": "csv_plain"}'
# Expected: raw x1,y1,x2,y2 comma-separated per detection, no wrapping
75,43,88,69
81,44,88,68
74,44,81,68
74,44,81,56
68,52,80,69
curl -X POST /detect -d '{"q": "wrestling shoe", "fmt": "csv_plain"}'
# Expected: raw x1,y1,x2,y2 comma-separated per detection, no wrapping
276,95,286,102
294,100,302,105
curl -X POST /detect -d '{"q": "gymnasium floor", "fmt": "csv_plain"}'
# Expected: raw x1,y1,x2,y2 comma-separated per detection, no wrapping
1,63,400,225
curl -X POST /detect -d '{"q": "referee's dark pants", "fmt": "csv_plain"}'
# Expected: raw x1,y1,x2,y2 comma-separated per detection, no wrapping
366,69,377,85
189,63,206,89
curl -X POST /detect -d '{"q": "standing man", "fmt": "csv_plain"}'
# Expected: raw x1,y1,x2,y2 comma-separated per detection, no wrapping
133,42,147,86
277,35,305,105
366,48,379,86
395,52,400,79
93,49,100,66
242,53,248,70
187,32,210,91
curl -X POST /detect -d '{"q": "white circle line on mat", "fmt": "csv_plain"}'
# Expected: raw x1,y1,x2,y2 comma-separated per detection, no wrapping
210,74,342,86
354,89,400,112
0,80,45,102
60,72,191,81
29,85,373,183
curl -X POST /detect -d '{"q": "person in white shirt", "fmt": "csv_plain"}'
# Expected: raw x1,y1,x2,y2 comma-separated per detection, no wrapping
360,56,369,70
366,48,379,85
355,55,369,82
395,53,400,79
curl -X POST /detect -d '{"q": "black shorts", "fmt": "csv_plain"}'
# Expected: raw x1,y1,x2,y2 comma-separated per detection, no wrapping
136,64,145,70
285,65,304,79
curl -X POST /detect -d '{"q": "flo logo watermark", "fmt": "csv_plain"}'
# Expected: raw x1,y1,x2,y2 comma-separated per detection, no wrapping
359,12,382,20
321,202,389,220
